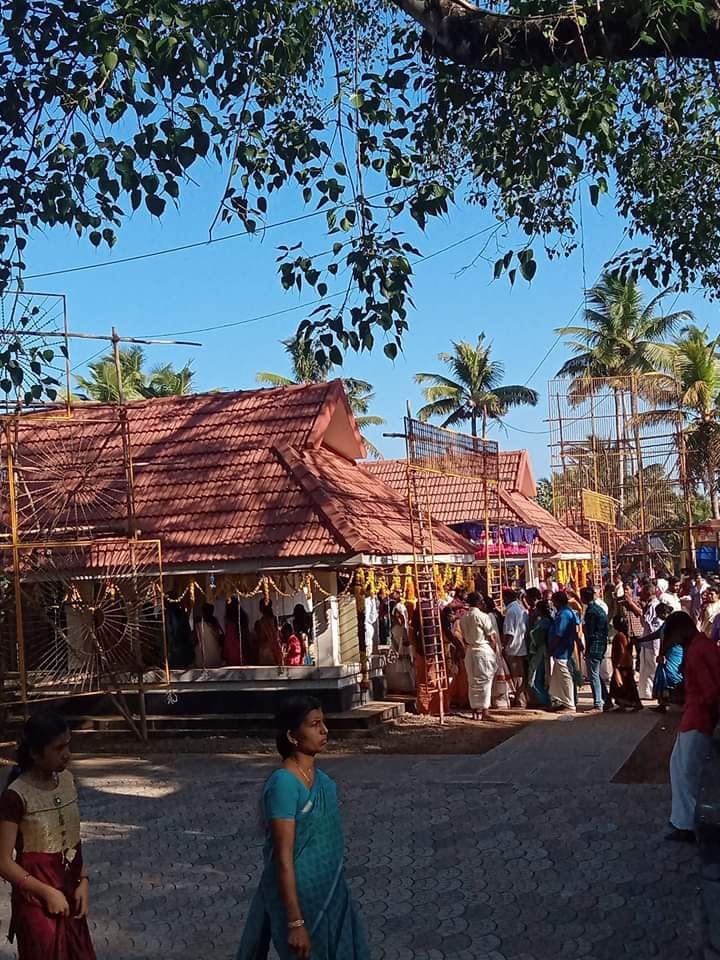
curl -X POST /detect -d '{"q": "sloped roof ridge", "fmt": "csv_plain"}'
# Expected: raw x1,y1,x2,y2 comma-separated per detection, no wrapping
273,443,361,554
65,379,338,415
130,380,336,410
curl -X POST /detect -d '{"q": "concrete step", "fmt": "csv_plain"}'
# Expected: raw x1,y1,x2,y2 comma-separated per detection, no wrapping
1,702,405,739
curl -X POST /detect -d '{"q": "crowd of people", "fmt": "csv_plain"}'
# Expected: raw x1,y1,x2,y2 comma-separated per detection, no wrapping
409,570,720,722
165,598,315,670
435,568,720,845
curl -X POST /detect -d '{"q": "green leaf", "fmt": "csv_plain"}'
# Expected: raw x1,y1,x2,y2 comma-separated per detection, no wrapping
520,258,537,281
145,194,166,217
102,51,118,71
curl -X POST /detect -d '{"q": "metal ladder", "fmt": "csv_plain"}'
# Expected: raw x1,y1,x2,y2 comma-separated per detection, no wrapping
406,465,448,720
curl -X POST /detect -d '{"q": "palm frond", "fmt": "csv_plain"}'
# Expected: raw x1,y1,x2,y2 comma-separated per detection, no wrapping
355,415,385,428
416,398,463,422
492,384,539,407
256,372,294,387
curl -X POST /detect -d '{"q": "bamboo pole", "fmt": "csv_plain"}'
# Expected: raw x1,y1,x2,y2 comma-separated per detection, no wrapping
112,329,147,741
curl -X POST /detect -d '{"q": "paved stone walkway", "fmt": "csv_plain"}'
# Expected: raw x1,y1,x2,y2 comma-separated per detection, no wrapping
0,712,703,959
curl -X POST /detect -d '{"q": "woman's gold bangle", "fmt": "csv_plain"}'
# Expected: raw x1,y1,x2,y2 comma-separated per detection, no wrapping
288,919,305,929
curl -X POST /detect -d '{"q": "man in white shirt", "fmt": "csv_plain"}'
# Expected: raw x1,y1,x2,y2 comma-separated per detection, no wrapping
700,587,720,637
459,593,499,721
657,577,682,613
502,588,529,708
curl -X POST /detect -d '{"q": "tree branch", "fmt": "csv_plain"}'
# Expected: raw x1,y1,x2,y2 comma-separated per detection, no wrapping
391,0,720,70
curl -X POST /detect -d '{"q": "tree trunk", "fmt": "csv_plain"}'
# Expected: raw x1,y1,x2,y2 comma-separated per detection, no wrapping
391,0,720,71
481,407,487,440
708,465,720,520
471,410,478,437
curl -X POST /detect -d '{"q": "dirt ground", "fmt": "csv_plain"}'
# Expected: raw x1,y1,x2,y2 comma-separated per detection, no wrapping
0,695,668,769
612,709,680,784
0,704,585,766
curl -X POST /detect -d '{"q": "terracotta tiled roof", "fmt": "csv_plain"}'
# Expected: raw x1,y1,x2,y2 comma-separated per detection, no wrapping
365,460,591,558
497,450,536,497
497,490,593,558
367,451,536,497
6,384,472,568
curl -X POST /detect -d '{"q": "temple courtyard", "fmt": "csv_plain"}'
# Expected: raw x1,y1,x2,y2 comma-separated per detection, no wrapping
0,710,703,960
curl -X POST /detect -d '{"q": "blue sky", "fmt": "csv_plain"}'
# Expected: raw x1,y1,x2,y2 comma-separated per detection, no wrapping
20,163,719,478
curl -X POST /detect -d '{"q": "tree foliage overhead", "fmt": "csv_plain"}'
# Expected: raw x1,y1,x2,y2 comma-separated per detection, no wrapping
3,0,720,396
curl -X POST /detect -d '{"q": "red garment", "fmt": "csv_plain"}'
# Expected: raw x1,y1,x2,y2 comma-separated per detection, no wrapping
680,632,720,736
224,620,242,666
284,633,303,666
0,791,95,960
11,849,95,960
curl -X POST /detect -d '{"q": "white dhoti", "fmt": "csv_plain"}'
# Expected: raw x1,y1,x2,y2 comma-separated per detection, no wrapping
549,657,575,709
638,642,659,700
492,653,512,709
670,729,711,831
466,644,498,712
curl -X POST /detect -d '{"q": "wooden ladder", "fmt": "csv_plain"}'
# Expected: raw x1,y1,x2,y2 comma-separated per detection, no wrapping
406,466,448,720
588,520,603,588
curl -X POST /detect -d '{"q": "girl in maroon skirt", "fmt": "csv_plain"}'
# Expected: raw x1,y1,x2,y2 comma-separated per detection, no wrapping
0,711,95,960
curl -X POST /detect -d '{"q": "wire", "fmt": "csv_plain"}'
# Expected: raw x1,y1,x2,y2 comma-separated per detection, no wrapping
523,230,628,387
148,222,505,339
502,420,550,436
23,185,420,282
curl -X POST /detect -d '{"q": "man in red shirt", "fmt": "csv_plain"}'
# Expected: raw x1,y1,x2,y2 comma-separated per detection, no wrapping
668,629,720,841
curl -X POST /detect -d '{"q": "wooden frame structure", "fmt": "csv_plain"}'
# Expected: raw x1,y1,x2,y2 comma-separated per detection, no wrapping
0,290,198,737
548,374,694,574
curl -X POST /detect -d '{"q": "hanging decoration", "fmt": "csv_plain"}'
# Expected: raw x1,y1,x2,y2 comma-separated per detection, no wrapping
404,565,416,604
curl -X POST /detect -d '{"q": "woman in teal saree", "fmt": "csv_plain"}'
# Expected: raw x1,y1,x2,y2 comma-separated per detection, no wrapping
237,696,369,960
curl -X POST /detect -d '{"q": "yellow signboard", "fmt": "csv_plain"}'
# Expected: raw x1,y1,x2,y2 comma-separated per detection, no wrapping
581,489,617,525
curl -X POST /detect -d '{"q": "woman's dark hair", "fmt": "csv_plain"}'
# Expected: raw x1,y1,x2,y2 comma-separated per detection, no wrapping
7,710,69,786
201,602,217,621
552,591,569,609
260,599,274,616
280,621,293,640
275,695,322,759
613,614,628,634
663,610,698,648
535,600,551,620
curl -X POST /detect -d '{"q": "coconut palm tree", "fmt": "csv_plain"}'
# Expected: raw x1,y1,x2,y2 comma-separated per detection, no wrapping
555,272,692,516
256,333,332,387
143,362,195,398
642,325,720,517
415,335,539,437
75,347,147,402
75,347,195,401
256,333,385,458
